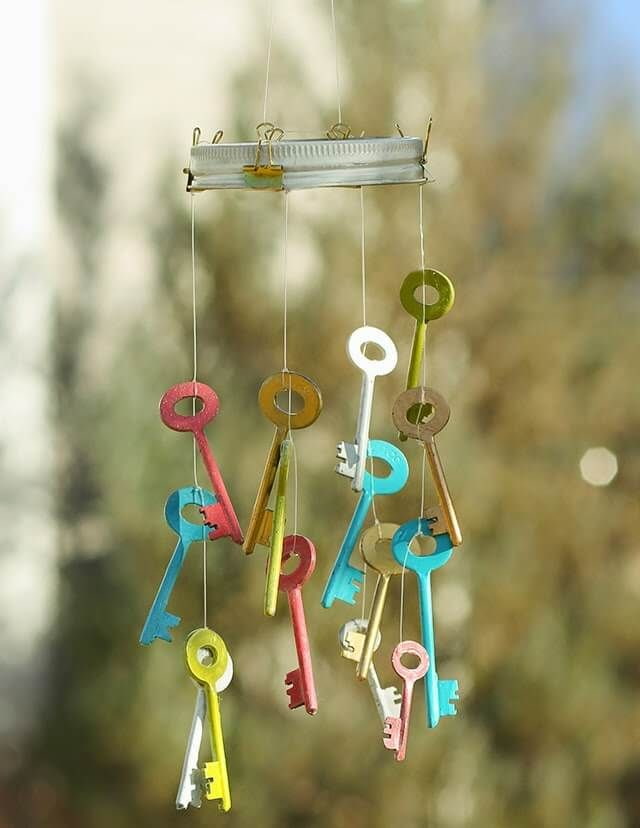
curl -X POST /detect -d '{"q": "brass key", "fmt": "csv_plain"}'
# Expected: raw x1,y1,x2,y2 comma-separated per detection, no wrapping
392,386,462,547
356,523,405,681
244,371,323,556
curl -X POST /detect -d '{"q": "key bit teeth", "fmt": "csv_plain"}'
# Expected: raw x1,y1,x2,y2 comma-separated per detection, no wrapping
285,670,305,709
383,716,401,750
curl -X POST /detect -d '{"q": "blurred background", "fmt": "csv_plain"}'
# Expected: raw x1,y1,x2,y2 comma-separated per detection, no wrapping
1,0,639,826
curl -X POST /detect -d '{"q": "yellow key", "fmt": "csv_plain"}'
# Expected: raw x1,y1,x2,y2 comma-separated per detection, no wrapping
355,523,405,681
185,628,232,812
243,371,323,555
264,438,290,616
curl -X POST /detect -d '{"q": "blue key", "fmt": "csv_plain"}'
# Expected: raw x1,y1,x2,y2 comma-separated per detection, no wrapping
321,440,409,609
139,486,216,646
392,517,458,728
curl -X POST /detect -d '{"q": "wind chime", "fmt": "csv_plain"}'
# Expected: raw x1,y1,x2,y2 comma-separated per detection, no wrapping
138,1,463,813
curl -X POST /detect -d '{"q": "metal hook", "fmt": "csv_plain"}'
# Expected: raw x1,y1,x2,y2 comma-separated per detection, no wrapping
211,129,224,145
421,117,433,165
395,122,405,138
192,127,201,146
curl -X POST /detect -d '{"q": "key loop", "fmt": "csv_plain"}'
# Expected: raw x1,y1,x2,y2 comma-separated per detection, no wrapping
392,386,450,442
392,517,454,575
278,534,316,592
347,326,398,376
360,523,405,575
363,440,410,496
160,381,220,433
258,371,323,430
186,628,230,686
165,486,216,539
391,640,430,680
400,269,455,322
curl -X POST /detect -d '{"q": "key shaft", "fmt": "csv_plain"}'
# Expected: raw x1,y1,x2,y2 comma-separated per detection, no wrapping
424,437,462,547
243,427,285,554
264,439,290,616
286,587,317,714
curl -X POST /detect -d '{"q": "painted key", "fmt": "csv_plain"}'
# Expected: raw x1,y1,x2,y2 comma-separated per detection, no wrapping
160,381,243,544
176,654,234,810
336,326,398,492
185,628,232,812
392,517,459,728
322,440,408,609
264,438,291,616
392,386,462,546
279,534,318,715
383,640,429,761
339,619,402,724
398,268,454,440
244,371,322,555
139,486,216,645
356,523,406,680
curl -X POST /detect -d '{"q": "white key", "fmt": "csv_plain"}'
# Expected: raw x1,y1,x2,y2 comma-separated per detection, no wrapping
338,619,401,724
175,654,233,810
336,327,397,492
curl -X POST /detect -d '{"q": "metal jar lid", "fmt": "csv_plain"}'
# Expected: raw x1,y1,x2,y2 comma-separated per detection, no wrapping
187,135,427,192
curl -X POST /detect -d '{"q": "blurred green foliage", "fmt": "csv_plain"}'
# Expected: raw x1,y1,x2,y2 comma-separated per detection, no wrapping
6,2,640,827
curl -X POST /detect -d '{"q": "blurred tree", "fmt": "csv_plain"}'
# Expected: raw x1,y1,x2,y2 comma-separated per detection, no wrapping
9,2,640,827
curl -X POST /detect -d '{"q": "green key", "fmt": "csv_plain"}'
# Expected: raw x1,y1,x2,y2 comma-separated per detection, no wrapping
399,269,455,440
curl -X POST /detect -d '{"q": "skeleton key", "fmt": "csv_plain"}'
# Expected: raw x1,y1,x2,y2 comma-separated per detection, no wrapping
160,382,243,545
392,517,459,728
279,534,318,714
139,486,216,645
185,628,232,812
322,439,409,608
392,386,462,546
398,269,454,441
383,640,429,761
176,654,234,810
244,371,322,555
336,326,398,492
339,619,402,724
264,438,291,617
356,523,406,681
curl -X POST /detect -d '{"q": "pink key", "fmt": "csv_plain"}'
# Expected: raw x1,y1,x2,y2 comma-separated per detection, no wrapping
278,534,318,715
383,640,429,761
159,381,243,545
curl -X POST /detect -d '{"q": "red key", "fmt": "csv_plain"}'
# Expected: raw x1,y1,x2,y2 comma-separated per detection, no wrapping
278,534,318,715
383,640,429,761
159,381,243,545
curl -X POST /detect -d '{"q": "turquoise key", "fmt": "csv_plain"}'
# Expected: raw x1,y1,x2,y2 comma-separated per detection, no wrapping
392,517,458,728
321,440,409,609
139,486,216,645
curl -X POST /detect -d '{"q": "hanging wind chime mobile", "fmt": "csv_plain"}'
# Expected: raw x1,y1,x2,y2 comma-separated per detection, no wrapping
138,1,463,812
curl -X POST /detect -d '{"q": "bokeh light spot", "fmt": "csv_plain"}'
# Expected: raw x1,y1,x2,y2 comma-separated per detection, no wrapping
579,447,618,487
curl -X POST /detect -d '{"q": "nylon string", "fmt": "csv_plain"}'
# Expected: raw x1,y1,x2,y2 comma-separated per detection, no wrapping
400,184,428,643
190,195,208,629
281,192,299,550
330,0,342,123
262,0,275,124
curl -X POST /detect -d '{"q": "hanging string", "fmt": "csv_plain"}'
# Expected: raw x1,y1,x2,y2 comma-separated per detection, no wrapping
262,0,275,124
281,192,299,551
190,195,208,628
400,184,428,643
330,0,342,123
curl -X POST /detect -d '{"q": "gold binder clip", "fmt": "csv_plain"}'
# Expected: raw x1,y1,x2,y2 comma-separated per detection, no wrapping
243,122,284,190
326,122,352,139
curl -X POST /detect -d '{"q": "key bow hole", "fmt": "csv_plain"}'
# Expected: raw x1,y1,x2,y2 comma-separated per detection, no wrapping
197,646,218,667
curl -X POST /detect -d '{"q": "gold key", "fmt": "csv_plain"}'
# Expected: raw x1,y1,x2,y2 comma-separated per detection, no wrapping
356,523,406,680
392,386,463,547
244,371,323,556
185,628,232,812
